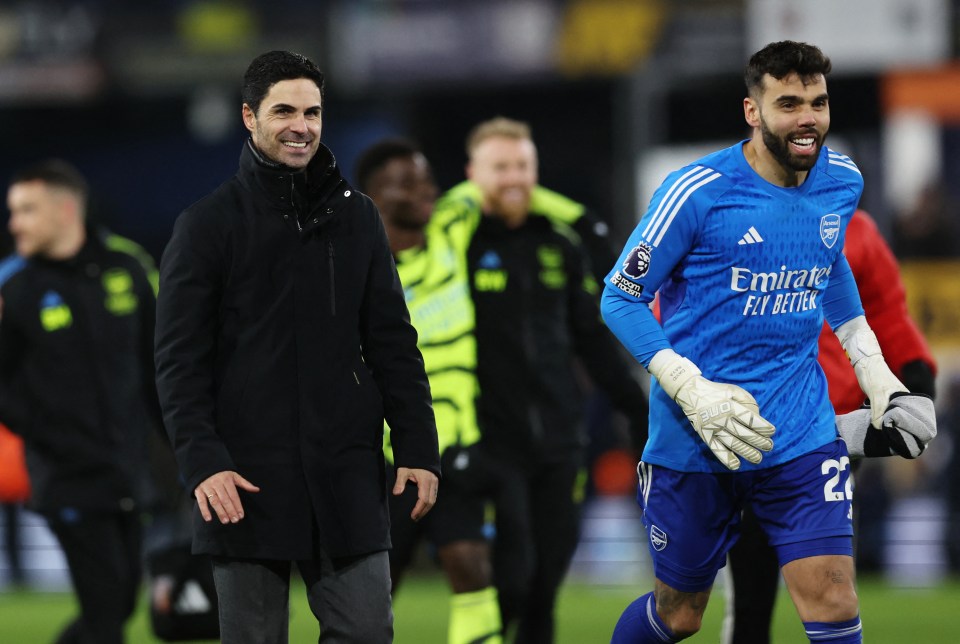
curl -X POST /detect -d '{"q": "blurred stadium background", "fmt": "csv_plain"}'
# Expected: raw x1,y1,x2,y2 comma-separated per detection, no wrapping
2,0,960,641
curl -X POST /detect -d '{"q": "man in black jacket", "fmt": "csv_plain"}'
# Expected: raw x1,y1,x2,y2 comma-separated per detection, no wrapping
434,117,649,643
0,159,160,644
154,51,440,643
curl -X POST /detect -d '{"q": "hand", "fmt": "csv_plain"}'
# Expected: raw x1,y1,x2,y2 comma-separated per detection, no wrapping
836,317,908,428
837,393,936,459
195,471,260,524
852,353,908,429
649,349,775,470
393,467,438,521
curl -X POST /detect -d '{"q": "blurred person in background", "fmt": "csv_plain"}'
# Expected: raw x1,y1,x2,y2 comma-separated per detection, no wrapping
0,423,30,588
0,219,29,590
0,159,161,643
142,412,221,642
723,208,938,644
154,51,440,644
891,182,960,259
601,41,935,643
442,131,646,492
943,376,960,574
434,116,649,643
356,138,502,644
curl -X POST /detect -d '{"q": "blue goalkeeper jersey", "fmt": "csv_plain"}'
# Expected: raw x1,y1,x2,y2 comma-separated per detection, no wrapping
601,141,865,473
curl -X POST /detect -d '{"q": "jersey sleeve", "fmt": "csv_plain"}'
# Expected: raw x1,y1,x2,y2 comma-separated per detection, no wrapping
821,252,865,330
600,165,721,367
430,182,482,256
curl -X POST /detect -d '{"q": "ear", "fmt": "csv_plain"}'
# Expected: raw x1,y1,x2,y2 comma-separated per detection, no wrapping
743,97,761,129
56,193,82,227
242,104,257,133
465,162,474,181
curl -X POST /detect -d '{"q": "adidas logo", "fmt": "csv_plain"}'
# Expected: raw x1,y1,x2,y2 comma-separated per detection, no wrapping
738,226,764,245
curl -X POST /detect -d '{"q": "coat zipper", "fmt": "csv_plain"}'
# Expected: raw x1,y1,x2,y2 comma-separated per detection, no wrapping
328,241,336,316
288,175,302,232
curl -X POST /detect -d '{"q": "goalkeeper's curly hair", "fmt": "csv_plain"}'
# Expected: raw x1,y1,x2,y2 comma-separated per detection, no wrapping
744,41,832,98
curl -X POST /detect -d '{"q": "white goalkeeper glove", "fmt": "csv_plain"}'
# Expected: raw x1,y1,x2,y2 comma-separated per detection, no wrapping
836,393,936,459
835,316,908,429
649,349,775,470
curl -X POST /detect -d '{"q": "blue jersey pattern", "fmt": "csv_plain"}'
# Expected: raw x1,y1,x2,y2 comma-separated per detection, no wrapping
601,142,865,473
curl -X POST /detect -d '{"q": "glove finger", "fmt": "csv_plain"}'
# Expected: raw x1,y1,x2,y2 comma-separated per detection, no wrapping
737,417,776,440
743,409,775,438
869,387,909,429
713,444,742,470
715,432,763,464
884,394,937,442
728,399,776,439
727,415,775,451
883,407,936,444
699,429,741,470
882,425,925,459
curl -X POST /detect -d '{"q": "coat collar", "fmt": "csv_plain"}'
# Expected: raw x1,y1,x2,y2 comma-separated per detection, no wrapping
238,139,348,214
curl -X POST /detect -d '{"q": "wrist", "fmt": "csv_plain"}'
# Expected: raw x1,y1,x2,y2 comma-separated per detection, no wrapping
835,315,881,367
648,349,701,400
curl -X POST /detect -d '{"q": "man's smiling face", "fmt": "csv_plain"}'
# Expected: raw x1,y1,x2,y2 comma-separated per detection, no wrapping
243,77,322,169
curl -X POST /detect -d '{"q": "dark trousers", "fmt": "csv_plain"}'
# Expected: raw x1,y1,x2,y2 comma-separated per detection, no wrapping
44,508,142,644
2,503,24,584
491,459,583,644
212,550,392,644
724,504,780,644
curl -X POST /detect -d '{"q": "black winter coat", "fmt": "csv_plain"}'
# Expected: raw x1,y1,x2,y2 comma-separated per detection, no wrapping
0,233,159,512
155,141,439,560
467,214,648,466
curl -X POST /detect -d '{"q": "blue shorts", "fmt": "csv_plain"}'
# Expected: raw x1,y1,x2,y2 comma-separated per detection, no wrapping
636,439,854,593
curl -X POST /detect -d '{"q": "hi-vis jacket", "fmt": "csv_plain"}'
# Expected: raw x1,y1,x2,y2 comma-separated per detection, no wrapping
385,219,481,461
433,182,648,466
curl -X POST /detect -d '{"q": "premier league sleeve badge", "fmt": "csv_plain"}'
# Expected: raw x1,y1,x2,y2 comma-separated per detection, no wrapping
623,242,652,279
609,242,651,298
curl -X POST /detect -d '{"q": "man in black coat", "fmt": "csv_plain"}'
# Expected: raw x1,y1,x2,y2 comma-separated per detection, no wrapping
154,51,440,643
0,159,160,643
434,117,649,643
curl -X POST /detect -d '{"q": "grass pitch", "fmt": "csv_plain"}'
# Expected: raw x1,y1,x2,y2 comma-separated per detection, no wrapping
2,573,958,642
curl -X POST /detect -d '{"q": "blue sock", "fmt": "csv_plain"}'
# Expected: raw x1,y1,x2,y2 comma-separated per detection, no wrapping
611,592,678,643
803,615,862,643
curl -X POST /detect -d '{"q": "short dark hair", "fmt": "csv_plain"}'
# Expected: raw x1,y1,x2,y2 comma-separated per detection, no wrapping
354,138,422,193
241,50,325,115
10,159,88,205
744,41,832,97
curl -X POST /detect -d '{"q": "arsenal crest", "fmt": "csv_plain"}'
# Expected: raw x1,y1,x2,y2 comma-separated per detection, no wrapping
820,214,841,249
650,524,668,551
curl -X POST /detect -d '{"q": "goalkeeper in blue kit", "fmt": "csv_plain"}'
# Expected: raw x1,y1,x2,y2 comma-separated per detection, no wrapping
600,41,936,643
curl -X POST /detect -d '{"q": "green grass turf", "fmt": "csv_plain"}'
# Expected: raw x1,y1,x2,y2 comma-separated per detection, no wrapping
2,573,958,642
